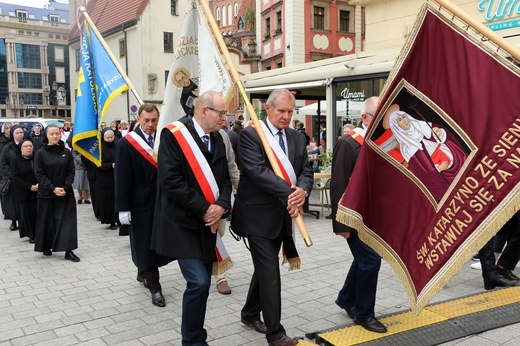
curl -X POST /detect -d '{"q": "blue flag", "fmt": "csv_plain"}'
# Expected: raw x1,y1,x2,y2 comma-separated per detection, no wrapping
72,22,128,166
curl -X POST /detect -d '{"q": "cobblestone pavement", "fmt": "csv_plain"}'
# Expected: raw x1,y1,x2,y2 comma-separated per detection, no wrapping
1,197,520,345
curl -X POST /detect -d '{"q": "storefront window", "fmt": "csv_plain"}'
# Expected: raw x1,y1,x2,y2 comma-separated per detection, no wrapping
328,75,387,141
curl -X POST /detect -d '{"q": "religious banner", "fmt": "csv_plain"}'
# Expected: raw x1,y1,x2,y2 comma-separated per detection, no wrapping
337,2,520,313
155,0,233,153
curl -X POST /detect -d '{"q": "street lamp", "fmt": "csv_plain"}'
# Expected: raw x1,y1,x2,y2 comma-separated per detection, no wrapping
52,81,58,117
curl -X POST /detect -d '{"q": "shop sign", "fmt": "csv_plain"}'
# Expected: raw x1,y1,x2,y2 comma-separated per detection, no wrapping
478,0,520,31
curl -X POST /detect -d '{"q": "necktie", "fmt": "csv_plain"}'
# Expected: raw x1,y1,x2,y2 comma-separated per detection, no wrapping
147,135,154,147
277,131,286,154
202,135,209,148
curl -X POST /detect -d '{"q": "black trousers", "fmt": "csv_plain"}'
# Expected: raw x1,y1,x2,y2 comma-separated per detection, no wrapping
242,232,286,343
138,268,161,294
497,212,520,270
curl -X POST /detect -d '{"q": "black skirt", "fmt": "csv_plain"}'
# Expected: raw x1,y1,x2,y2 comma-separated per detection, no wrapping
97,187,117,225
18,199,37,239
34,196,78,252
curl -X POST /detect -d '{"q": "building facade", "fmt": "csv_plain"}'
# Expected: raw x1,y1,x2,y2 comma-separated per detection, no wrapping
0,1,70,119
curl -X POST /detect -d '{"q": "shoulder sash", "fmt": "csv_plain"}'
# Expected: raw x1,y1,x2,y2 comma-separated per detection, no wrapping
260,122,297,185
166,121,219,203
126,131,158,168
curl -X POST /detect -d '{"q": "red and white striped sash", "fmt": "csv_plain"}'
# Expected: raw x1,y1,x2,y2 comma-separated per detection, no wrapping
166,121,219,202
260,122,297,185
126,131,158,168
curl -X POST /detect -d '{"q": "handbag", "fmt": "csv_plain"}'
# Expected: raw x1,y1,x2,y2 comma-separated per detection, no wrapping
0,177,11,195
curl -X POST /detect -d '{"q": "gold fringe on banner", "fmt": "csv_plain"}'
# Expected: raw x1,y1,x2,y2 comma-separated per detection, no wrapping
336,184,520,315
212,257,235,276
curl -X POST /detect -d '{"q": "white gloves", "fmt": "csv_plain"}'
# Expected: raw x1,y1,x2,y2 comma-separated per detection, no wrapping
119,211,132,225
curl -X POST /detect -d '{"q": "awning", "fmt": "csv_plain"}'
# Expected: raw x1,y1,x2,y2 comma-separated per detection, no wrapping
242,48,399,99
298,100,364,118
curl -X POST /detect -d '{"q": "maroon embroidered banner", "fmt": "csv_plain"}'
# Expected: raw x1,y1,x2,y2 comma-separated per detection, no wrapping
337,3,520,313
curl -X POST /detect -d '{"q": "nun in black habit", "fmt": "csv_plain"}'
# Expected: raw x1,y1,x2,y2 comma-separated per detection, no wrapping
34,124,80,262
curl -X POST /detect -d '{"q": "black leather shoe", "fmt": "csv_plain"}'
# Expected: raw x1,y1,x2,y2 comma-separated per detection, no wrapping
65,251,80,262
354,316,387,333
485,276,520,290
268,335,298,346
152,292,166,307
43,249,52,256
241,319,267,334
497,266,520,281
29,238,35,244
9,222,18,231
335,299,355,319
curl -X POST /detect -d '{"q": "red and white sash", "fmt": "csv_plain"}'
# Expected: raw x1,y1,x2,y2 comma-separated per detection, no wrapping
126,131,158,168
260,122,297,185
166,121,233,274
260,123,301,269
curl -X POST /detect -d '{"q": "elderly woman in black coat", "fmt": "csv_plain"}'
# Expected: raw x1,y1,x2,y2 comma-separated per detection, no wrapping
97,129,118,229
0,124,24,230
34,124,79,262
10,139,38,243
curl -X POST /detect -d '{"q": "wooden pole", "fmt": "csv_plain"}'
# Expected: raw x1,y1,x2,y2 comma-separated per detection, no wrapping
433,0,520,61
78,6,144,105
196,0,312,247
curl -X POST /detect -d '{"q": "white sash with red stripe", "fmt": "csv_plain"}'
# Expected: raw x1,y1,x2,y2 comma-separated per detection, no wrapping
260,122,297,185
126,131,158,168
166,121,233,274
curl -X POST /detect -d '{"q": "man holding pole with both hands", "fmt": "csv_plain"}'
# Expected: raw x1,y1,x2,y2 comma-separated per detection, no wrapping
232,89,314,346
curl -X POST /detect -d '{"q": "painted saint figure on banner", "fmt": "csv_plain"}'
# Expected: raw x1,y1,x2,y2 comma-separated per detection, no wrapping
387,108,467,201
172,67,199,116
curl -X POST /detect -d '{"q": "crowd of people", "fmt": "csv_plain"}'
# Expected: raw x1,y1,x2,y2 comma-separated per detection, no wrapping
0,119,131,262
3,89,520,346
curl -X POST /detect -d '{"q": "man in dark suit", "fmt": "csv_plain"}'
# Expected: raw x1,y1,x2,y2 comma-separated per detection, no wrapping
115,103,173,308
152,91,232,346
330,96,387,333
232,89,313,346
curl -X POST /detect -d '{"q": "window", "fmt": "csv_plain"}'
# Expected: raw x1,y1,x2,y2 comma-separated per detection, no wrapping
75,49,80,71
54,46,64,62
48,33,53,39
49,15,59,22
339,10,350,32
171,0,177,15
264,17,271,38
222,6,227,27
18,72,42,89
17,93,43,105
228,4,232,25
119,38,126,58
16,10,27,18
15,44,41,69
55,34,61,40
216,7,221,26
35,32,39,37
234,3,238,17
165,70,169,86
276,11,282,31
163,32,174,53
314,6,325,30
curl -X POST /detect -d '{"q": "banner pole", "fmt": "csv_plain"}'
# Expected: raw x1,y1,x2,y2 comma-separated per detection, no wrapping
433,0,520,61
196,0,312,247
78,6,144,105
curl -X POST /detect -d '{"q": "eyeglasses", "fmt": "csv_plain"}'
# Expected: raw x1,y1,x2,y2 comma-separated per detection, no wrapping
207,107,227,117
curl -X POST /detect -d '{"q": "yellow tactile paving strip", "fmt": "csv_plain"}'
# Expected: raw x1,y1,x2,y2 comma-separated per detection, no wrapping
318,287,520,346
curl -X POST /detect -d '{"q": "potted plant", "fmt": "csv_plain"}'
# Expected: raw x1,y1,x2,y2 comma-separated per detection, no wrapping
264,31,271,40
275,27,282,35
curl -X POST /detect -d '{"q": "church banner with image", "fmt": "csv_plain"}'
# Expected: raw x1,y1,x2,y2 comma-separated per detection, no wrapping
337,3,520,313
